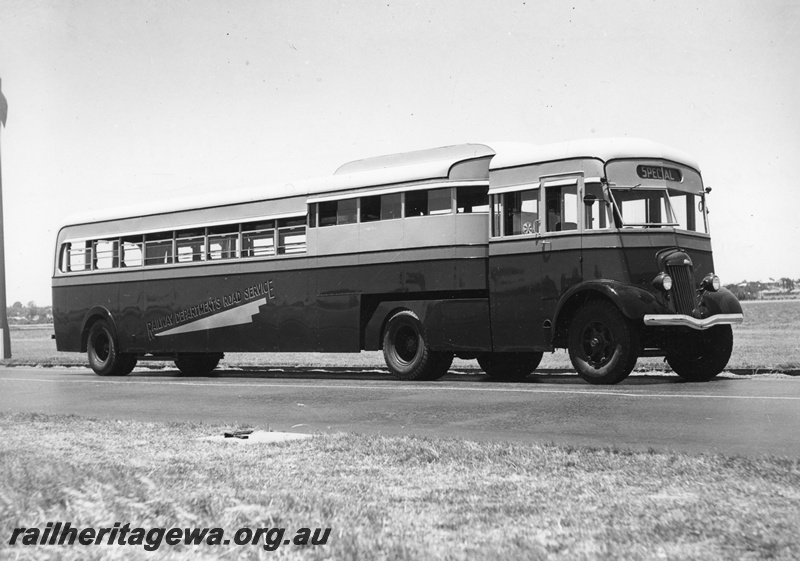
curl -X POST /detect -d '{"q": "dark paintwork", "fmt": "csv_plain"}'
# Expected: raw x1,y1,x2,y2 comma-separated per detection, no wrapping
52,152,741,364
53,255,491,355
488,229,726,352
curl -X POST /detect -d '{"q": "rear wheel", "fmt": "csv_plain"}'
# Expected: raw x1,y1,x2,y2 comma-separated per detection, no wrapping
666,325,733,382
174,354,222,376
87,319,133,376
383,310,453,381
568,301,639,385
478,352,543,381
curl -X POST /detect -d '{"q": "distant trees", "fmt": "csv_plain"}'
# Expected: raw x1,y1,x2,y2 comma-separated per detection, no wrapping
6,301,52,324
725,279,800,300
724,282,765,301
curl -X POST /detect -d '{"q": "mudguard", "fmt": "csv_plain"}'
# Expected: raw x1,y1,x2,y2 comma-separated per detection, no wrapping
555,280,668,324
363,299,491,352
80,306,118,352
697,287,744,318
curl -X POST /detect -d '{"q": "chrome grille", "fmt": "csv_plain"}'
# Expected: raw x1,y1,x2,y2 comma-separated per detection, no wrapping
667,264,697,315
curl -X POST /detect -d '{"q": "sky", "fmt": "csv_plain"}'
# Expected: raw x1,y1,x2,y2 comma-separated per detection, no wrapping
0,0,799,306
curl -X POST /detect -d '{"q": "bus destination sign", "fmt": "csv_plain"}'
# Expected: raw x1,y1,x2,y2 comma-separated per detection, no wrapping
636,165,683,182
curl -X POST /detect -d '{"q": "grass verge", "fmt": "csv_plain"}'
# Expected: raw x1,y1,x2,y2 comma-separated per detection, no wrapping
2,413,799,560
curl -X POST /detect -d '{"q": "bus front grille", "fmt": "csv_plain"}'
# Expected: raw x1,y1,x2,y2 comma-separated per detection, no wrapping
668,264,697,315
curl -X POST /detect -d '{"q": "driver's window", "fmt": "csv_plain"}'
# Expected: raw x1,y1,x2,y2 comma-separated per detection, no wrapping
502,187,539,236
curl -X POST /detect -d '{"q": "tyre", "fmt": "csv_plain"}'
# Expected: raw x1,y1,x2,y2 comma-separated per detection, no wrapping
666,325,733,382
382,310,453,381
568,301,639,385
87,319,131,376
174,354,222,376
478,352,543,381
118,355,138,376
426,352,454,381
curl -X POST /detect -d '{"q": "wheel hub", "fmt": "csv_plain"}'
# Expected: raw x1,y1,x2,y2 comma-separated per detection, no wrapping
394,325,419,363
583,322,614,367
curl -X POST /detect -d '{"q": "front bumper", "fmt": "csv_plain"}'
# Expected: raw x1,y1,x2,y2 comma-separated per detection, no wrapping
642,313,744,331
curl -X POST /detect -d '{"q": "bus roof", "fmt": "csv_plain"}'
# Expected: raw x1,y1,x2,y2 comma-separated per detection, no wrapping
61,143,495,228
59,138,699,230
487,137,700,172
335,143,494,175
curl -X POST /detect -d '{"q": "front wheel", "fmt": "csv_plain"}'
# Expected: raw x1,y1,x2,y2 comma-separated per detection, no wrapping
478,352,543,381
87,319,133,376
666,325,733,382
568,301,639,385
175,354,222,376
383,310,453,381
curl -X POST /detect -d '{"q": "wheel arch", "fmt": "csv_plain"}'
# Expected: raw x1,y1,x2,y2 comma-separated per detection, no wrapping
80,307,118,352
363,301,429,351
552,281,661,348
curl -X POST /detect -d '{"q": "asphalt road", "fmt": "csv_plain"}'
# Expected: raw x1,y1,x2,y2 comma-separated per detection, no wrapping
1,366,799,457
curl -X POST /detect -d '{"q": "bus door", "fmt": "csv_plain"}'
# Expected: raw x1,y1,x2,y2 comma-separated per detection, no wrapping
487,176,581,352
536,176,582,335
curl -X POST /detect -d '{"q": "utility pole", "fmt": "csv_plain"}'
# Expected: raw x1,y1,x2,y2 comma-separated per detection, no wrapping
0,78,11,358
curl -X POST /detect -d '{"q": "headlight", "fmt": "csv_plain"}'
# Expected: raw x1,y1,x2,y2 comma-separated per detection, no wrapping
652,273,672,292
702,273,721,292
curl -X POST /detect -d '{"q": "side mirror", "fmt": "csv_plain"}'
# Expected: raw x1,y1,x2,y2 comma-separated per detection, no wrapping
583,193,598,205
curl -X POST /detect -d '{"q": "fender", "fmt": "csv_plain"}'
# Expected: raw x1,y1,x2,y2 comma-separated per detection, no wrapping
697,287,744,318
363,301,429,351
363,298,492,352
551,280,667,346
80,306,118,352
554,280,667,325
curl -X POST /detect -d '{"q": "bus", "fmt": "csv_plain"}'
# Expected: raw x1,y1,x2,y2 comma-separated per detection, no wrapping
52,138,743,384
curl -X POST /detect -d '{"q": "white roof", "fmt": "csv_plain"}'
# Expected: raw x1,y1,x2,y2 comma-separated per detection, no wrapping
63,144,495,227
62,138,699,227
335,143,494,174
488,137,700,172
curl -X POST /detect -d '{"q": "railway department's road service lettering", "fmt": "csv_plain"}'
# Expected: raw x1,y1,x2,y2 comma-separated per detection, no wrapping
146,279,276,340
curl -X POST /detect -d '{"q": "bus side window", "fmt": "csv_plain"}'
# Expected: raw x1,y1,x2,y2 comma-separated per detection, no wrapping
94,239,119,270
361,195,381,222
59,243,70,273
277,217,306,254
66,240,90,272
176,230,206,263
406,188,451,217
545,183,578,232
318,200,357,226
502,188,539,236
208,224,239,260
457,185,489,213
58,243,69,273
584,182,610,230
242,221,275,257
144,232,174,266
121,236,143,267
380,193,402,220
337,199,357,225
308,203,317,228
491,195,501,237
361,193,402,222
319,201,338,226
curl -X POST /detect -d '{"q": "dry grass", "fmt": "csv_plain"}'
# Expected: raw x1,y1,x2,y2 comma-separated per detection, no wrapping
2,413,799,560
